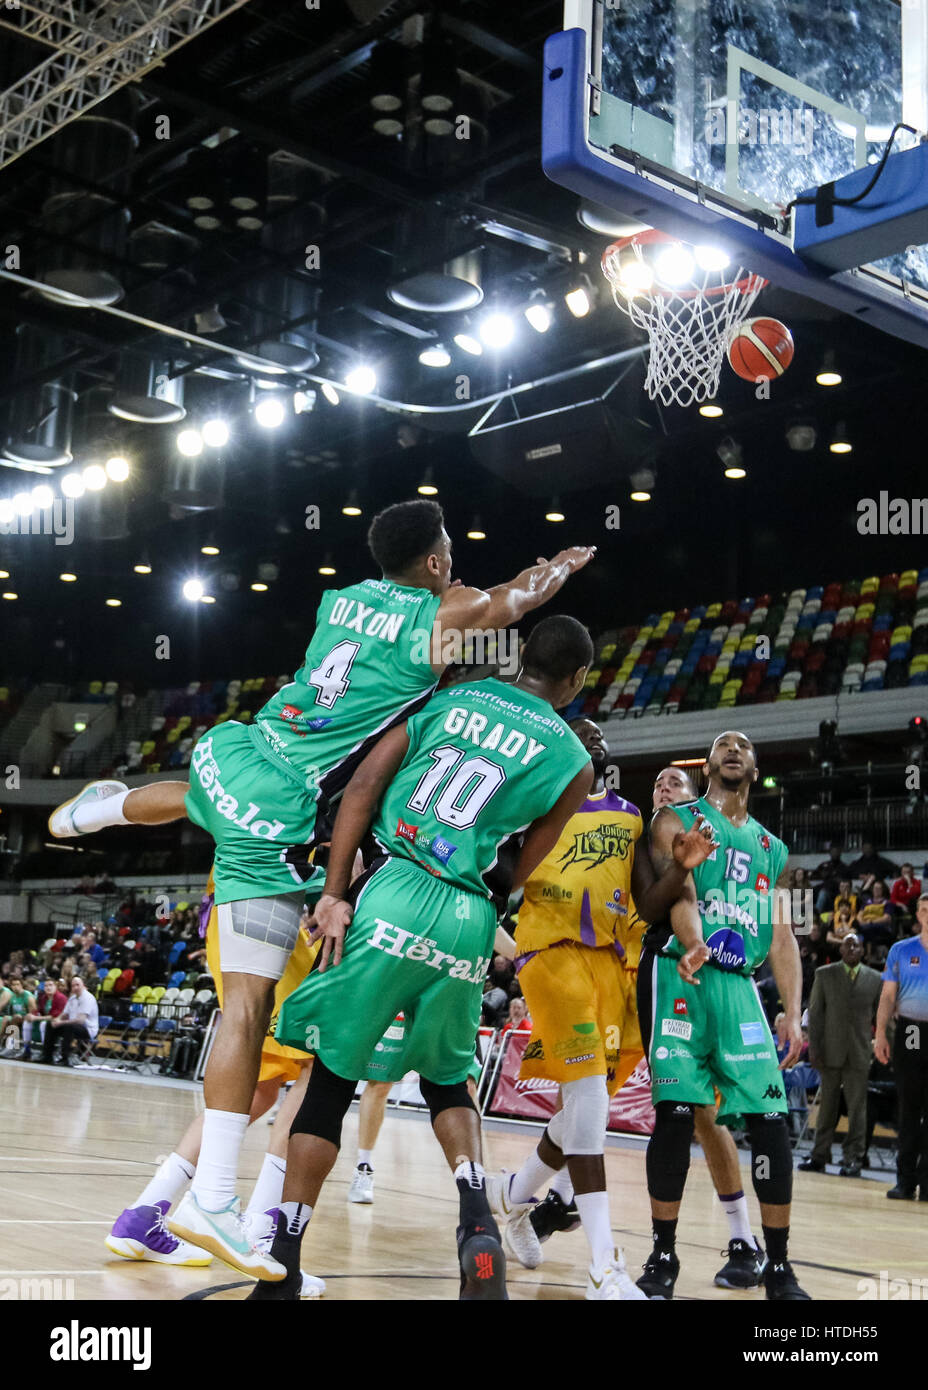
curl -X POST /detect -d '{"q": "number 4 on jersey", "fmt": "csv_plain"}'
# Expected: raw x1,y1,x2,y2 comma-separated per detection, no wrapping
307,640,360,709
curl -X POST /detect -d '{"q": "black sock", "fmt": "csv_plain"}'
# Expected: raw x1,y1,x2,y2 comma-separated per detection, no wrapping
455,1163,497,1239
652,1218,678,1253
268,1203,310,1279
762,1225,789,1264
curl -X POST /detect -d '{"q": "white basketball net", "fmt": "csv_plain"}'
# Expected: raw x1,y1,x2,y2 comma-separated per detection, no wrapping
602,239,767,409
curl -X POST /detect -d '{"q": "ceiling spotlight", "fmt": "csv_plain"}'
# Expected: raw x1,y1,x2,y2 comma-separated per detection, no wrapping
480,313,515,348
251,582,268,592
786,422,817,452
524,295,553,333
0,568,9,578
32,484,54,509
200,594,216,604
724,466,747,479
59,572,77,583
617,256,654,293
418,467,438,497
177,428,203,457
13,491,33,516
83,464,107,491
693,244,731,272
630,489,651,502
105,598,121,607
829,421,852,454
545,496,565,522
201,418,230,449
655,243,695,285
419,345,452,368
2,591,16,600
453,333,483,356
816,351,842,387
342,489,363,517
318,553,337,576
369,39,406,132
564,282,593,317
134,562,152,575
60,471,85,500
344,365,377,395
104,455,130,482
254,395,287,429
321,383,341,406
201,543,220,556
293,390,316,415
467,516,486,540
630,466,656,501
699,404,724,419
182,578,204,602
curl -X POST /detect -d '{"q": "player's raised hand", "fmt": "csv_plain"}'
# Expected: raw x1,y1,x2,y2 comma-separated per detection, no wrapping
311,893,353,972
541,545,597,575
777,1014,803,1070
670,815,719,871
677,941,710,985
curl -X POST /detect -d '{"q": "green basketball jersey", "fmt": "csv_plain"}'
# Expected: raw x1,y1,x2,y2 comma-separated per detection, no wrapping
372,677,591,904
663,796,789,975
254,579,442,803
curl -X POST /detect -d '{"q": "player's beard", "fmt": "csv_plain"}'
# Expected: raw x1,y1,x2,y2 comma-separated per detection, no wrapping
590,748,608,779
709,757,750,793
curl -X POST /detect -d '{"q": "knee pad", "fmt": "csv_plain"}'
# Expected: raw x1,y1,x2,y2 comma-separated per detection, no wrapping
646,1101,695,1204
289,1057,356,1148
419,1077,476,1126
744,1112,793,1206
558,1075,610,1156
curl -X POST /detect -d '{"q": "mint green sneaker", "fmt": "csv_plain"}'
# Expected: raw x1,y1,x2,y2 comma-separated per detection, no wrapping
48,780,127,838
167,1191,286,1281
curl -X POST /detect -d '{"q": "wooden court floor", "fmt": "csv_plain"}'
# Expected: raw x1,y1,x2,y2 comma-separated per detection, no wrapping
0,1059,924,1302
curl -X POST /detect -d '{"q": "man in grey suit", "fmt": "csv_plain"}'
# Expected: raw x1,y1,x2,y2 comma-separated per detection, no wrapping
799,934,882,1177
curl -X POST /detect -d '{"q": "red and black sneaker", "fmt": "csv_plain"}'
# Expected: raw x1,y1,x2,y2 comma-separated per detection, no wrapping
457,1222,508,1301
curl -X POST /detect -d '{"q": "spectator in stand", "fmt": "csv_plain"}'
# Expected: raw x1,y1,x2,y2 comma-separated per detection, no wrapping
1,977,37,1047
833,879,859,920
891,864,922,916
799,934,882,1177
790,866,814,893
82,928,108,968
77,954,100,991
813,845,853,914
481,983,509,1029
487,953,515,995
41,976,99,1065
94,870,118,895
826,908,856,951
500,996,533,1036
875,894,928,1200
855,881,899,952
22,978,68,1060
848,841,897,892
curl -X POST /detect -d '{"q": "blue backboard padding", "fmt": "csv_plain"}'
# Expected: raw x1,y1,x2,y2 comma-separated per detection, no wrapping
794,142,928,273
542,28,928,348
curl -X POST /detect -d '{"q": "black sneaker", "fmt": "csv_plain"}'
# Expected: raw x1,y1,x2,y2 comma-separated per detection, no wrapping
244,1270,302,1300
457,1221,508,1301
714,1238,767,1289
887,1185,917,1200
839,1164,862,1178
797,1158,826,1172
529,1191,582,1244
636,1247,679,1300
764,1260,811,1301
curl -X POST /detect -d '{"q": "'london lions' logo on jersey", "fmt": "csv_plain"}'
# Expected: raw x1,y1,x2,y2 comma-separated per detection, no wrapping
559,822,634,871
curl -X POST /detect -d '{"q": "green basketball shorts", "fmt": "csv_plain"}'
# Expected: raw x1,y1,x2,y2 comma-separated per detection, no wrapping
276,855,496,1086
184,721,324,905
644,951,787,1126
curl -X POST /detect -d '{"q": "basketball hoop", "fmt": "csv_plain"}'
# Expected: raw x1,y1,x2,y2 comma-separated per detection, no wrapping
601,230,768,408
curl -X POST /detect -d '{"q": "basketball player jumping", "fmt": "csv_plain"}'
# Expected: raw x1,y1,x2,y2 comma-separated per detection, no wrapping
49,500,594,1279
246,616,597,1301
637,732,810,1301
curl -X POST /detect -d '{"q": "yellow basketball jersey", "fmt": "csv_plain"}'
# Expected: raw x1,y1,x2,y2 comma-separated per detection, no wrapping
515,789,644,964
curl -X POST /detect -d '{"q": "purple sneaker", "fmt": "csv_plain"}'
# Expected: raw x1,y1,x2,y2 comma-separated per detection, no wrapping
105,1200,213,1266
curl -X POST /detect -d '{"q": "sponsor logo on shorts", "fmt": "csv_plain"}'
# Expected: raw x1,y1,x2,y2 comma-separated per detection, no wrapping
553,1034,601,1059
673,998,687,1016
523,1039,545,1060
661,1018,692,1040
655,1045,690,1060
564,1052,596,1065
368,918,489,984
655,1077,679,1085
723,1051,772,1062
763,1083,784,1100
705,927,748,970
755,873,770,894
573,1021,596,1035
396,819,419,844
740,1021,765,1046
190,736,287,839
430,834,458,865
655,1045,669,1060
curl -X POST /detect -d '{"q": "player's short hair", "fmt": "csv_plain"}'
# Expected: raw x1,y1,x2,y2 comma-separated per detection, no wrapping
918,892,928,905
367,500,445,575
521,615,593,681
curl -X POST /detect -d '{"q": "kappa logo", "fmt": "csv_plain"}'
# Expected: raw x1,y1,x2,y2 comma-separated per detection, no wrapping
564,1052,596,1065
762,1083,784,1101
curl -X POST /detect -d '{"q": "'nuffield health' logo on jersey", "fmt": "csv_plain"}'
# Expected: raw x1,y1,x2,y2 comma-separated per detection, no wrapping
705,927,747,971
431,835,458,865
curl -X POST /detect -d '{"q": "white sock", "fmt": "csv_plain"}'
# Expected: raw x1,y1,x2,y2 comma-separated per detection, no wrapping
71,787,130,833
718,1189,753,1245
576,1190,614,1270
509,1150,559,1205
191,1110,249,1212
279,1200,313,1236
549,1167,574,1203
453,1159,486,1186
134,1152,195,1211
357,1148,374,1169
246,1152,287,1220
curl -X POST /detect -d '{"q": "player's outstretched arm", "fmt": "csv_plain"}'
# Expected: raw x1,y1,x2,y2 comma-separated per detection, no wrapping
314,723,410,970
769,865,803,1067
431,546,596,661
511,762,594,892
632,811,718,924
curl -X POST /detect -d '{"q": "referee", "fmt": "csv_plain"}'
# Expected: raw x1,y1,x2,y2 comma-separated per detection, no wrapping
875,893,928,1200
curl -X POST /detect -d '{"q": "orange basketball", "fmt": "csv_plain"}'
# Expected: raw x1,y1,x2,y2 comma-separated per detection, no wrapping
727,317,794,382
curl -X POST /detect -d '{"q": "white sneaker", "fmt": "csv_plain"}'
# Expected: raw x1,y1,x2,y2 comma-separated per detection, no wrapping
486,1171,543,1269
167,1191,286,1281
245,1208,325,1297
48,780,127,838
586,1249,647,1301
347,1163,374,1204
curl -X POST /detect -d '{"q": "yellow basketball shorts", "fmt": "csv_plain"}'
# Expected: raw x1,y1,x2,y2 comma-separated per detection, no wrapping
517,941,642,1097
